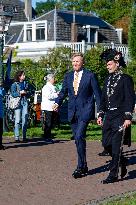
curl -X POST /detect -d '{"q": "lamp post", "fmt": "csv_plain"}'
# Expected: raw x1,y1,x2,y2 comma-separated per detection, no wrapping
0,2,12,86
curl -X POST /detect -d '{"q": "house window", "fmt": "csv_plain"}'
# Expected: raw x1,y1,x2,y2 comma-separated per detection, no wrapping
24,21,47,42
36,23,45,40
83,25,98,43
90,29,95,43
26,24,32,41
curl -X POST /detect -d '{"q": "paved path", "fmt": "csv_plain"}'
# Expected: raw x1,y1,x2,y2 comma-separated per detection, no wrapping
0,138,136,205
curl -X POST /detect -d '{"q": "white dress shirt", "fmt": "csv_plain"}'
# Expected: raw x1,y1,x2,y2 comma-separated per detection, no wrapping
41,82,58,111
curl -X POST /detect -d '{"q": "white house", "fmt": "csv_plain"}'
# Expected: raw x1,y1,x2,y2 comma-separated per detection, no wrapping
3,0,128,61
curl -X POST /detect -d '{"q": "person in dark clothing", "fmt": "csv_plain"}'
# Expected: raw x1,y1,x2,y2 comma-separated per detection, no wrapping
0,87,5,150
97,48,135,184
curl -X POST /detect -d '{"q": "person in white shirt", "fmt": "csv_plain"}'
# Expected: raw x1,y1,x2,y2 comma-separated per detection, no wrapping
41,74,58,143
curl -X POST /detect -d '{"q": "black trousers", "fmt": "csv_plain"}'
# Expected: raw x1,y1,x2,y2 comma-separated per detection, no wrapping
71,113,88,169
0,118,3,145
102,113,125,177
43,110,59,139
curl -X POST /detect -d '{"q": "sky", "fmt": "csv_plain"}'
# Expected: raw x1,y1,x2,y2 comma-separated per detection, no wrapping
32,0,45,8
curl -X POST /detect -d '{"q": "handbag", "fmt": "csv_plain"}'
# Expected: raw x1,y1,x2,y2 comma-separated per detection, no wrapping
8,95,21,109
8,82,21,109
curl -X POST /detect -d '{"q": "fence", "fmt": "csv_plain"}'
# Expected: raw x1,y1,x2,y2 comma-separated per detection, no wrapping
63,40,129,63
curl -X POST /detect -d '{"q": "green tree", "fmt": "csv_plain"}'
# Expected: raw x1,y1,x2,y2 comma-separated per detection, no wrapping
35,0,57,16
9,47,71,91
35,0,92,14
128,4,136,61
90,0,133,24
38,47,72,83
84,45,108,87
10,59,46,90
61,0,91,12
126,61,136,90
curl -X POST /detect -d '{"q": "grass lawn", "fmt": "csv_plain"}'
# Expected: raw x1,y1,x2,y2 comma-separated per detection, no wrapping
3,122,136,142
101,192,136,205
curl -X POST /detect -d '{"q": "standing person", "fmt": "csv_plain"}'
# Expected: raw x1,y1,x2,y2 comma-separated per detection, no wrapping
41,74,59,143
97,49,135,184
53,53,101,178
0,86,5,150
11,71,29,142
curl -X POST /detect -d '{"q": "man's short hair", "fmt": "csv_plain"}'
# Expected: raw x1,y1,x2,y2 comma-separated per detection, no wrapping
71,52,84,63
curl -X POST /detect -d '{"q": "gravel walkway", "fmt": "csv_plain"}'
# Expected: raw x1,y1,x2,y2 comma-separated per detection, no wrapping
0,138,136,205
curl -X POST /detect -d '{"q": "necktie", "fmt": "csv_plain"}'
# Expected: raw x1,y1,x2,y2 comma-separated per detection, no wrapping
73,72,79,95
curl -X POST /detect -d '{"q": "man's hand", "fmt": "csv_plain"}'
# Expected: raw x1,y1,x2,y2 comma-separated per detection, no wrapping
123,120,132,129
97,117,103,126
52,103,59,111
20,90,27,96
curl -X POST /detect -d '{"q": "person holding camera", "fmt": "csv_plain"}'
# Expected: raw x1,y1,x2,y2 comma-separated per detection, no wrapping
10,70,29,142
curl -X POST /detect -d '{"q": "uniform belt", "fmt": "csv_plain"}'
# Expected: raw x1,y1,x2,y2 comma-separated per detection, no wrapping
108,108,118,111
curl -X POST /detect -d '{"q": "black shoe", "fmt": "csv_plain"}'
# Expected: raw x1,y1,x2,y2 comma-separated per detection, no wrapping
0,145,6,150
70,136,74,140
44,138,54,144
72,167,88,179
15,139,21,143
22,139,28,143
83,166,88,174
102,175,118,184
98,150,109,156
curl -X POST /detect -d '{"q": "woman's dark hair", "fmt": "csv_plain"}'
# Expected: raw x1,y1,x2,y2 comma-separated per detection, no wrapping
14,70,25,82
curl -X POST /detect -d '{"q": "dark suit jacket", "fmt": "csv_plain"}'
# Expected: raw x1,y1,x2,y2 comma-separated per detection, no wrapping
55,68,101,122
99,74,135,120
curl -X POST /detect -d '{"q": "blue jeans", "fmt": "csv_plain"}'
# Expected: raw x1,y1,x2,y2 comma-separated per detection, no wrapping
14,99,28,140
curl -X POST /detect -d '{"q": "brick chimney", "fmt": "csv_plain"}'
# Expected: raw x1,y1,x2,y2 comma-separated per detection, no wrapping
71,8,77,42
71,23,77,42
25,0,32,21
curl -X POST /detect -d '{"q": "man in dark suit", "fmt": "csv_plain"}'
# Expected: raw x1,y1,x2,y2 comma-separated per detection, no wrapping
53,53,101,178
97,49,135,184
